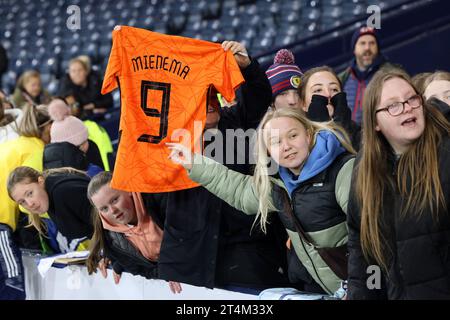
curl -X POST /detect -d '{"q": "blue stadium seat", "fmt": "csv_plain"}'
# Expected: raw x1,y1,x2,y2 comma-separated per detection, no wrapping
99,44,112,59
2,40,12,52
46,77,60,95
281,0,301,11
39,72,52,86
1,71,18,94
2,0,410,84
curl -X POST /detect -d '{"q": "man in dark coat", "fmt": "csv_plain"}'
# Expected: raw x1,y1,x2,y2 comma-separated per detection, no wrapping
339,26,389,125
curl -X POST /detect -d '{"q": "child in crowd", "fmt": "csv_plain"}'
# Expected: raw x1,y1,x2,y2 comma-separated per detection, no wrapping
168,107,355,295
86,171,181,294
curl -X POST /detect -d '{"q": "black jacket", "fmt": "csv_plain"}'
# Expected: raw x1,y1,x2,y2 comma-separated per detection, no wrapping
44,142,88,171
44,173,93,240
0,44,7,87
347,136,450,299
428,97,450,122
103,193,166,279
43,140,104,176
59,71,113,116
103,230,158,279
101,193,166,279
148,58,290,289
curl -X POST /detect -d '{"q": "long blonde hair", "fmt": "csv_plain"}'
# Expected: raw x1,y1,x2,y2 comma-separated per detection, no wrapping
356,66,450,270
16,103,51,139
253,107,355,232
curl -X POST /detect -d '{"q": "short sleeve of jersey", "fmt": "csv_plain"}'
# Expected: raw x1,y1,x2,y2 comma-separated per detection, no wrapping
100,26,244,193
101,27,123,95
208,50,243,103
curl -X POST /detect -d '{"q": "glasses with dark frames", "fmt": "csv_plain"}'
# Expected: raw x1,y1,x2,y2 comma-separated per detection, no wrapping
375,94,422,116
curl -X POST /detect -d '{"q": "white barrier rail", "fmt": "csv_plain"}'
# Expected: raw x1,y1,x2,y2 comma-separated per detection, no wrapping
22,252,257,300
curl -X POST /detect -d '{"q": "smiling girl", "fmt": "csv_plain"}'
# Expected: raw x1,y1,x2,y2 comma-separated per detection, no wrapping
168,107,355,295
347,66,450,299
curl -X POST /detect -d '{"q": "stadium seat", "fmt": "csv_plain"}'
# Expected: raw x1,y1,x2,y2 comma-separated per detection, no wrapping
1,0,410,95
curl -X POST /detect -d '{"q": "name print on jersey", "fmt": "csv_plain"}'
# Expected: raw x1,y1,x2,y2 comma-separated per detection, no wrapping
101,26,244,192
131,54,190,79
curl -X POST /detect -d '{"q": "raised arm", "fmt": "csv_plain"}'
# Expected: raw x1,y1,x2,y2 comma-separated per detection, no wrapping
220,40,271,130
167,143,260,215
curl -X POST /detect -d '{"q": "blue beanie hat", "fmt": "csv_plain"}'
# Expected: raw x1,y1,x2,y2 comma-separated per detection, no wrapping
351,26,379,50
266,49,303,99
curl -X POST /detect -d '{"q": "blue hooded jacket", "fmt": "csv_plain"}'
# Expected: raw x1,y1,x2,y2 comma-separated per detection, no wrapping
279,130,346,196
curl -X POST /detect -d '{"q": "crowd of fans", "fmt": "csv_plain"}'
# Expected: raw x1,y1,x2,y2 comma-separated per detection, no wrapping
0,24,449,300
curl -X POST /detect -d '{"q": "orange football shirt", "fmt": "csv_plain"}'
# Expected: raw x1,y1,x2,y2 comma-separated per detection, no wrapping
101,26,244,192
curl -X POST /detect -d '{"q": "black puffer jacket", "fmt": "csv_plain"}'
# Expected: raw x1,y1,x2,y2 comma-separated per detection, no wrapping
347,136,450,299
44,173,93,240
44,142,87,171
43,140,104,172
272,152,354,294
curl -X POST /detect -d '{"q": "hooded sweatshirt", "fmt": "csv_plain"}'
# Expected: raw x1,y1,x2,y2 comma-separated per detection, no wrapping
100,192,163,261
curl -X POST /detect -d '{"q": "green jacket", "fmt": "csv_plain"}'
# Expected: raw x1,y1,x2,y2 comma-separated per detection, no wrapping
11,88,51,108
188,153,354,294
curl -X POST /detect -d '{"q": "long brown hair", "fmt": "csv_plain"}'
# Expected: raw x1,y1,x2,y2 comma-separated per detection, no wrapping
85,171,113,274
411,72,432,95
355,66,450,270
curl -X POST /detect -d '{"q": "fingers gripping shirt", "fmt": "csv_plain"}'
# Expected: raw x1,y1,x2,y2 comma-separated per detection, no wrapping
101,26,244,192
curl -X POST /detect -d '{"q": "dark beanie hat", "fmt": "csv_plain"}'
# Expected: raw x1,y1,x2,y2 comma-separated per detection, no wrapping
351,26,379,50
265,49,303,98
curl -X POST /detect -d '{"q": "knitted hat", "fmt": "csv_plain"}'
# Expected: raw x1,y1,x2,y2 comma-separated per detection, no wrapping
351,26,379,50
48,99,88,146
48,99,70,120
266,49,303,99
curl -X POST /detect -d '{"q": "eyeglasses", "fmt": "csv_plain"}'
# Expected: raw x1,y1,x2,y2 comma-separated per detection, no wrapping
375,94,422,116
